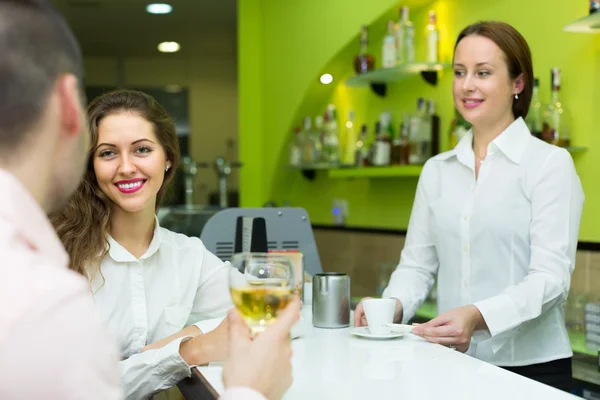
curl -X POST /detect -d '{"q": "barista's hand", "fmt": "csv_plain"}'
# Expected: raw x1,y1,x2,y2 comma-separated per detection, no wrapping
412,305,487,353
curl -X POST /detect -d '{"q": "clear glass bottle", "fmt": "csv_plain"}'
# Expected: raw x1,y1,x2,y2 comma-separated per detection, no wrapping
354,25,375,74
288,127,303,167
395,6,414,64
354,124,369,167
542,67,570,147
409,98,428,164
301,116,321,165
343,110,356,165
525,77,542,139
448,109,471,149
372,113,391,166
382,20,397,68
425,11,439,63
321,105,341,165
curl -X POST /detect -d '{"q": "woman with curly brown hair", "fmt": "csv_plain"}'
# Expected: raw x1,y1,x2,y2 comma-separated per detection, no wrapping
52,89,238,399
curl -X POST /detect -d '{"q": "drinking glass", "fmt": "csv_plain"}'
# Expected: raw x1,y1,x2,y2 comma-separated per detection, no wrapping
229,252,295,335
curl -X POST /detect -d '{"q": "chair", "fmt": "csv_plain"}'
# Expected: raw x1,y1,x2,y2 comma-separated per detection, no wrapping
199,207,323,275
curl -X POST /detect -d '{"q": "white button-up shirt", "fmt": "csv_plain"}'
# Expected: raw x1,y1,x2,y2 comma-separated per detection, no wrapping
383,117,584,367
92,219,244,400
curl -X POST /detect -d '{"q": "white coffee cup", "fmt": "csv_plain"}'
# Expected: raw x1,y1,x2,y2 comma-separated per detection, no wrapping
363,298,396,335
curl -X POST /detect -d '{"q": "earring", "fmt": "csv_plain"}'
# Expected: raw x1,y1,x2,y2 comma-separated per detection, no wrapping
514,93,519,100
165,165,170,172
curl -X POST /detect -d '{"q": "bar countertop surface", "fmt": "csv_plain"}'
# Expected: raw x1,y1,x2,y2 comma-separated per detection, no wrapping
191,308,581,400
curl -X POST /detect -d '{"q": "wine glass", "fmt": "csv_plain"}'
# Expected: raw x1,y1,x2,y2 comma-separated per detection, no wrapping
229,252,295,335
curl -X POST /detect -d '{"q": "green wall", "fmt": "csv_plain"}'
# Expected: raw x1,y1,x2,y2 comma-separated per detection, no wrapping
239,0,600,241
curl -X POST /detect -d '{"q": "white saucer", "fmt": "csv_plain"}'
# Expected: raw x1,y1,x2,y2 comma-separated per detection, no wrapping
350,326,407,340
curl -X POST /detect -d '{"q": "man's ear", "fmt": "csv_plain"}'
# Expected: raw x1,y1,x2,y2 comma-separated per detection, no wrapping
56,74,84,138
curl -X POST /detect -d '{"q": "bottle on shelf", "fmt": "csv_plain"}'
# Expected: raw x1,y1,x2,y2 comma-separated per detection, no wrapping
354,124,369,167
591,0,600,14
542,67,570,147
354,25,375,74
343,110,356,165
408,98,429,164
426,11,439,64
525,77,542,139
395,6,414,65
428,99,440,156
288,127,303,167
321,105,341,165
448,109,470,149
391,116,410,165
382,20,397,69
371,118,391,166
301,116,321,165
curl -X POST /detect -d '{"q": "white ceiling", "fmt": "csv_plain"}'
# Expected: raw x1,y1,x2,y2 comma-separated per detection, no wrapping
51,0,237,58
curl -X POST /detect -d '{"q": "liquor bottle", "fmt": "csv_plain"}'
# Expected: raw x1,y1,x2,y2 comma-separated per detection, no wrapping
343,110,356,165
428,99,440,156
409,98,428,164
354,25,375,74
448,109,470,149
542,67,570,147
391,117,410,165
426,11,439,63
525,77,542,139
371,119,391,166
382,20,397,68
396,6,414,64
354,124,369,167
288,127,303,167
321,105,341,165
302,116,321,165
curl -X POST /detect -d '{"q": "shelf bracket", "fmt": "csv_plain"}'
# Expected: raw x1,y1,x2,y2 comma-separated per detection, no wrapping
301,169,317,180
421,71,439,86
369,83,387,97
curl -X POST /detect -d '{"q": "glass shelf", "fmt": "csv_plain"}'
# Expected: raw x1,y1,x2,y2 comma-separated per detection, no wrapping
566,146,589,153
327,165,423,179
564,12,600,33
345,62,452,87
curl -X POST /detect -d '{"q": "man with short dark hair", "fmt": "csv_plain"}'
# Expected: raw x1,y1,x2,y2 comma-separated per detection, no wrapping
0,2,298,399
0,0,122,397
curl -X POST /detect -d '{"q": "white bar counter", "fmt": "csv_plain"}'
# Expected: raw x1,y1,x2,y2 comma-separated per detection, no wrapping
194,309,580,400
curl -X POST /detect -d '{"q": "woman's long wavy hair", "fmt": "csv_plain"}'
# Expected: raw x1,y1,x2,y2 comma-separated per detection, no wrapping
51,89,181,281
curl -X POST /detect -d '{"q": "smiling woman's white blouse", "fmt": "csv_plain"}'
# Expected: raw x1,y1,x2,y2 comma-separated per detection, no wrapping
383,117,585,366
91,218,236,399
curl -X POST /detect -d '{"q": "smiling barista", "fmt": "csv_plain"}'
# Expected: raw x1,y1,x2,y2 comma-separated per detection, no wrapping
355,21,584,393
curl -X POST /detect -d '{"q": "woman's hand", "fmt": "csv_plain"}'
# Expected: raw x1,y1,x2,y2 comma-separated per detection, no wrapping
353,297,403,327
412,305,487,353
180,317,230,365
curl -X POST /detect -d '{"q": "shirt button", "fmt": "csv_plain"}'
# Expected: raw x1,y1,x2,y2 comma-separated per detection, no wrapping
463,215,468,221
464,281,469,288
463,245,469,252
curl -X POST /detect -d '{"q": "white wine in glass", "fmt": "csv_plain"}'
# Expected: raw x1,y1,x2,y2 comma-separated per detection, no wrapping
229,252,294,334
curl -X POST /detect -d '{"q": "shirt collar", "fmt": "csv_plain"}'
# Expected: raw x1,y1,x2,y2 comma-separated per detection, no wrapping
107,215,162,263
0,169,68,267
491,117,531,165
451,117,531,168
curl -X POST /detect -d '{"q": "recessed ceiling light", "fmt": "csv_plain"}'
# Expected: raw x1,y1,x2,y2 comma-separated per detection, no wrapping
320,73,333,85
146,3,172,14
158,41,180,53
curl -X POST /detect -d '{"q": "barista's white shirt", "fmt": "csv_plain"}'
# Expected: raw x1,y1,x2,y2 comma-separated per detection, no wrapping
383,117,585,366
92,219,235,399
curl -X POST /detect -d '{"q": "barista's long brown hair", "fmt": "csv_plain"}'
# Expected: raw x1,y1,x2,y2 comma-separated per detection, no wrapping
51,89,180,281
